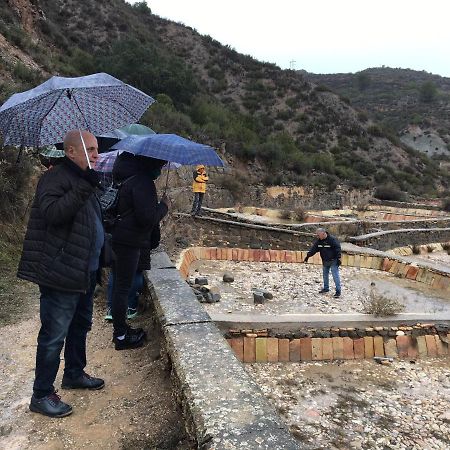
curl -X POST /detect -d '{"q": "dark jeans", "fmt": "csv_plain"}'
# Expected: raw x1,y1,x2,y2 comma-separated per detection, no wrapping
191,192,204,214
107,270,143,310
33,272,97,398
111,243,140,336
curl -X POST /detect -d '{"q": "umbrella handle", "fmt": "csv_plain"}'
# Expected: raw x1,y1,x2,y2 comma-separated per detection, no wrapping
79,130,92,170
163,167,169,194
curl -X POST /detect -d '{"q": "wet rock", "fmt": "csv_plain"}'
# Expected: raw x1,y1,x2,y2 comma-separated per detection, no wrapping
262,290,273,300
253,291,266,304
175,236,189,247
195,277,208,286
223,273,235,283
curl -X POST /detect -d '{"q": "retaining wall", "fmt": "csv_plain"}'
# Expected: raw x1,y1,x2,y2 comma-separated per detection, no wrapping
146,252,300,449
349,228,450,250
177,246,450,295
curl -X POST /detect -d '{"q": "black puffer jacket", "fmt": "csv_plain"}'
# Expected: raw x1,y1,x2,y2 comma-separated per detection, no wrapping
111,153,168,248
306,233,342,263
17,158,102,293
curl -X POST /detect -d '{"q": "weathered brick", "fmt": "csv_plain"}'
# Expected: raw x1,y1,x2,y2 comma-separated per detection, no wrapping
406,266,419,280
261,250,271,262
388,260,399,274
425,335,438,357
243,337,256,363
311,338,323,360
322,338,333,360
342,254,349,266
267,338,279,362
415,336,427,358
348,254,355,267
289,339,301,362
384,338,398,358
295,251,303,263
269,249,278,262
232,249,239,261
396,335,411,358
364,336,374,358
354,254,361,268
332,337,344,359
373,336,384,357
343,337,354,359
278,339,290,362
381,258,393,271
255,338,268,362
230,338,244,361
371,256,382,270
242,249,250,261
299,337,312,361
353,338,365,359
434,335,447,356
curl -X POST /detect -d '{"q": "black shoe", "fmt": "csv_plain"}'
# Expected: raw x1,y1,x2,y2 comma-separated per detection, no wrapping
61,372,105,390
127,326,146,340
334,292,341,298
319,289,330,294
29,391,73,418
114,329,146,350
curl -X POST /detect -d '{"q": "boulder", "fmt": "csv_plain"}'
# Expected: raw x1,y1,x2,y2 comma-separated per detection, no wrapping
223,273,235,283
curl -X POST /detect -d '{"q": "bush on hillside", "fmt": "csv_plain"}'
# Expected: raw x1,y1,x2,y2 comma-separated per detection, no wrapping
374,184,407,202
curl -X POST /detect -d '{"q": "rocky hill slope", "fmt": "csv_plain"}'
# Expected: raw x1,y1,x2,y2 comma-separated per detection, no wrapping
304,67,450,160
0,0,448,198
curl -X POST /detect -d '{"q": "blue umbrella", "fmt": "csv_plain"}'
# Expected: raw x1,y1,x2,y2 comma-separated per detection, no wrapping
111,134,225,167
0,73,155,148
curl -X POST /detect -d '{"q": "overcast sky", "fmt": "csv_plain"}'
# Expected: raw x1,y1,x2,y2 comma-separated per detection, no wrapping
128,0,450,77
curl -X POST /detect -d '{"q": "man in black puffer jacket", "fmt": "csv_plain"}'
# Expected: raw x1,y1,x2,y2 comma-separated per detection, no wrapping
18,130,105,419
110,152,169,350
304,228,342,298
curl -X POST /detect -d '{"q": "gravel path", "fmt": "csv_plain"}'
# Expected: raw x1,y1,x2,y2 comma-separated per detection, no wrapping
246,359,450,449
191,260,450,315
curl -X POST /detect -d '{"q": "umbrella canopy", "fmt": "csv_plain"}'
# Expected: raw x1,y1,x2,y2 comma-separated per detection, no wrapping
0,73,155,147
111,134,225,167
96,149,181,173
100,123,155,139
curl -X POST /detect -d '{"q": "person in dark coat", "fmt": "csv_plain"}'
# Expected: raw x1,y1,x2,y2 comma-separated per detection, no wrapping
304,228,342,298
17,130,105,418
110,152,169,350
105,224,161,321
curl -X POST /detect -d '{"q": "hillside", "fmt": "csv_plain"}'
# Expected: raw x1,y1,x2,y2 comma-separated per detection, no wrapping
0,0,448,198
304,67,450,160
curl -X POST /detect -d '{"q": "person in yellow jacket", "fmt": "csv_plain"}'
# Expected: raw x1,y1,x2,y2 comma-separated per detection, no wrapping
191,164,208,216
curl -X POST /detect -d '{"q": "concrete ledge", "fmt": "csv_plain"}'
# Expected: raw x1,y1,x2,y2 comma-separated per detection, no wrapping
210,312,450,331
145,252,300,449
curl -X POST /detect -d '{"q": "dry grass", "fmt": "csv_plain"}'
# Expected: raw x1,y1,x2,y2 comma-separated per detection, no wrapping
361,283,405,317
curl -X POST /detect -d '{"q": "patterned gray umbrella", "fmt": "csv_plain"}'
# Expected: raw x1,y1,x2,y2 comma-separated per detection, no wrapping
0,72,155,148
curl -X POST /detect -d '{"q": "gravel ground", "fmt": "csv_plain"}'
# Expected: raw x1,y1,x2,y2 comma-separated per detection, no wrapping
409,251,450,271
246,359,450,450
0,284,194,450
191,260,450,315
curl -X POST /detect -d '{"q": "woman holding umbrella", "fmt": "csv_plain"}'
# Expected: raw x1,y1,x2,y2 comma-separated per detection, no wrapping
109,151,170,350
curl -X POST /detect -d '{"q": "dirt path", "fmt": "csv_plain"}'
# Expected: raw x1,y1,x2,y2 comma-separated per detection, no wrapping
0,284,194,450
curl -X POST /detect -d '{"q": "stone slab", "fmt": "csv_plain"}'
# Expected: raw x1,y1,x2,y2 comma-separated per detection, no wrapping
145,269,211,326
278,339,290,362
151,251,176,269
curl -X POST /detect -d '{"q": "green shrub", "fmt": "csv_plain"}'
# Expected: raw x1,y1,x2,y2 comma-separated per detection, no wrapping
374,184,407,202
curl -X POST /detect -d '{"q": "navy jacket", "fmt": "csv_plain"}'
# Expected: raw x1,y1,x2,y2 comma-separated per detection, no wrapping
17,158,102,293
306,234,341,263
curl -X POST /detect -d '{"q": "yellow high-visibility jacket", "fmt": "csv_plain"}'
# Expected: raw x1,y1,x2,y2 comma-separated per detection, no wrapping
192,172,208,193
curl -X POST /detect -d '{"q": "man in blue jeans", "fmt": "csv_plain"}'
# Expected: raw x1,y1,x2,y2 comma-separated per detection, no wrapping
304,228,342,298
17,130,105,418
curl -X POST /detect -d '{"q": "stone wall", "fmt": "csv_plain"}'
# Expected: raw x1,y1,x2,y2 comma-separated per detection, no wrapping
176,214,315,250
349,228,450,250
225,330,449,363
